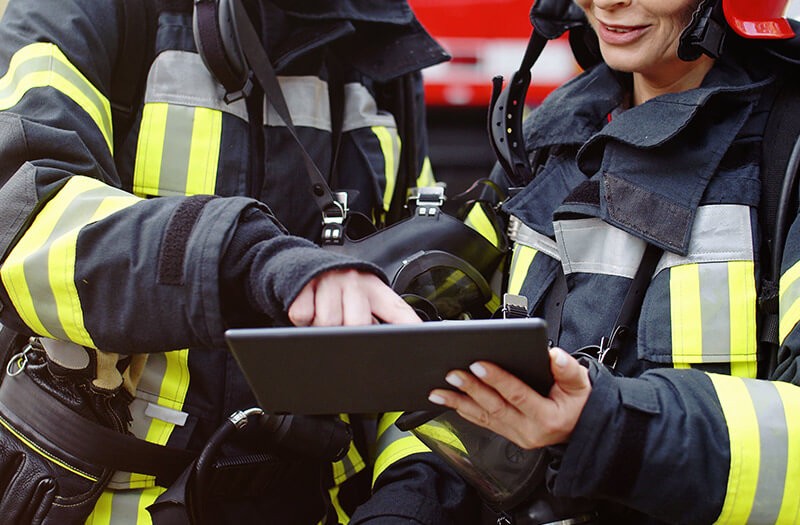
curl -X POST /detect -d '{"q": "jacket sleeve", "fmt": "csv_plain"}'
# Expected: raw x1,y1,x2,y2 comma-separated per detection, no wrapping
550,216,800,524
0,0,380,354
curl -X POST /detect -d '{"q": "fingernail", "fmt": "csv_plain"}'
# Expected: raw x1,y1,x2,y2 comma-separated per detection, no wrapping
555,348,568,367
445,373,463,387
469,362,487,378
428,393,446,405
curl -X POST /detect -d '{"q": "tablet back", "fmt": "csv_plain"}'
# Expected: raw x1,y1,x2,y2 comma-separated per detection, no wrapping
225,317,550,414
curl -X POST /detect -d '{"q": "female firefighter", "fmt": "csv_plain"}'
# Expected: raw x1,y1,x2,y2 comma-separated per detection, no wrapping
428,0,800,523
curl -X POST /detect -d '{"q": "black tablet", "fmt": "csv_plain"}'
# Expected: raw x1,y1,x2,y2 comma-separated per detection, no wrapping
225,317,551,415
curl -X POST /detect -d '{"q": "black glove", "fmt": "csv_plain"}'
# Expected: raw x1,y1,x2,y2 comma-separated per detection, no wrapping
0,338,134,524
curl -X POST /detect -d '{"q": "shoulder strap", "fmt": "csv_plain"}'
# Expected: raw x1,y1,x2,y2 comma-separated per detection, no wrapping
758,78,800,376
110,0,156,153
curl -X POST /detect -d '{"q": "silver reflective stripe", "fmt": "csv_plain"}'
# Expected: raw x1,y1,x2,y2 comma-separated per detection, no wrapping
341,82,397,131
375,420,409,458
144,402,188,427
157,104,196,193
22,187,106,341
745,380,787,524
145,50,247,120
553,217,646,278
513,218,559,261
698,263,732,360
264,76,331,130
656,205,753,274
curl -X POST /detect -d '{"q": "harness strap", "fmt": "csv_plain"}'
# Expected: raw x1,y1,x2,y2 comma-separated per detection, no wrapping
0,370,195,485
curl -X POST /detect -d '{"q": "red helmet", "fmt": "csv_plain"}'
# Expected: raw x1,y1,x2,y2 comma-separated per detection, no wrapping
722,0,795,39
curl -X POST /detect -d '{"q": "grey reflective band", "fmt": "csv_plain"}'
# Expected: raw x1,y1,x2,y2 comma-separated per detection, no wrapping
656,205,753,274
341,82,397,132
158,105,200,194
22,187,107,341
375,420,410,459
697,262,734,361
145,50,247,121
553,217,646,278
513,218,560,261
745,380,788,524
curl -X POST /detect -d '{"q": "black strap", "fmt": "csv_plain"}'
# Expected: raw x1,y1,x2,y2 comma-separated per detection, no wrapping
327,52,345,192
228,0,341,220
0,371,195,485
386,74,419,225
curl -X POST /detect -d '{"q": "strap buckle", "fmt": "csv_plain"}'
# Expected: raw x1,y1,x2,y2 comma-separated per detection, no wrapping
502,293,529,319
321,192,348,245
409,186,446,217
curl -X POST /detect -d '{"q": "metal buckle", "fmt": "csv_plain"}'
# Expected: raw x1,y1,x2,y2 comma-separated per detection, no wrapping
321,192,348,245
409,185,446,217
502,293,529,319
6,343,34,377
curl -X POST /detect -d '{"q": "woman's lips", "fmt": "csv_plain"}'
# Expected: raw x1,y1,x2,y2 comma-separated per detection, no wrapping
595,22,650,45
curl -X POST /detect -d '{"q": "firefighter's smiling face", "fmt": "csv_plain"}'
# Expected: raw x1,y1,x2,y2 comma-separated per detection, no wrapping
574,0,712,104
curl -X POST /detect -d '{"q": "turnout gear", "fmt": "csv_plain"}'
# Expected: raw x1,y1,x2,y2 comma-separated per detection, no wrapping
0,0,480,523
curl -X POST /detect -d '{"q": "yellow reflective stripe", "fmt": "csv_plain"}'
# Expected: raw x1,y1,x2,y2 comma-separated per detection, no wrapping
133,103,169,197
416,156,435,188
1,177,139,345
775,381,800,524
0,43,112,152
728,261,757,377
330,413,365,485
670,264,703,364
464,204,499,248
373,412,430,486
507,244,537,295
779,260,800,344
185,107,222,195
371,126,400,212
710,374,761,524
0,413,98,482
86,486,167,525
324,485,350,525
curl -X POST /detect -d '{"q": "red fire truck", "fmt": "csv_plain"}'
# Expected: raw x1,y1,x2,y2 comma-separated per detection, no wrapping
410,0,580,108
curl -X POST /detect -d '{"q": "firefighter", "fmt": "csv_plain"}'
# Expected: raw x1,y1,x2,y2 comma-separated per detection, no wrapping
0,0,479,523
429,0,800,523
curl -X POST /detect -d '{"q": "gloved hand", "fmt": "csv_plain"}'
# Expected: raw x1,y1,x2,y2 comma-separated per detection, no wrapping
529,0,588,40
0,338,142,524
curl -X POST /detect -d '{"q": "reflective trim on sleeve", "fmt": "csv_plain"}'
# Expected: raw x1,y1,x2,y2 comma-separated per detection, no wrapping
513,219,559,261
779,260,800,344
709,374,800,524
0,43,113,152
372,411,430,486
508,243,537,296
464,203,500,248
0,177,140,346
85,485,167,525
133,103,221,197
670,262,757,374
371,126,401,213
416,156,435,188
553,217,647,278
330,413,365,486
107,349,191,490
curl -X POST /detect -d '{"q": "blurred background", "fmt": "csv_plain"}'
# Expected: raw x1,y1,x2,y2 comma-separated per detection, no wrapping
409,0,579,202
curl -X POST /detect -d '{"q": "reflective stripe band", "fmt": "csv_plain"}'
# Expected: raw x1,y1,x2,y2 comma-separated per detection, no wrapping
342,82,397,132
145,50,247,121
373,412,430,485
416,156,435,188
0,413,98,482
655,205,753,275
86,486,166,525
670,262,757,371
464,204,499,248
330,413,365,485
134,103,221,197
108,350,191,490
554,217,646,278
513,219,559,261
372,126,401,212
508,243,537,296
779,260,800,344
1,177,140,345
709,375,800,524
0,43,112,152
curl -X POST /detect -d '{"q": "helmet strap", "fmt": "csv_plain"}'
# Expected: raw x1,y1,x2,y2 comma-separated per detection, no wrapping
678,0,727,61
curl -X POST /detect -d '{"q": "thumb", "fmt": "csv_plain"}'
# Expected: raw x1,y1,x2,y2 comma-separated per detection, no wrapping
549,347,590,394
